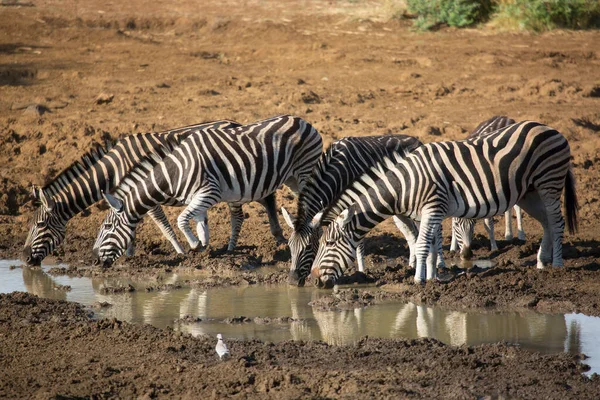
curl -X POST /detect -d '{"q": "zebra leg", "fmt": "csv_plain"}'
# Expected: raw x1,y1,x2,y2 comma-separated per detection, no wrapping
484,218,499,252
450,218,459,252
148,206,185,254
356,239,365,273
454,218,475,260
435,225,446,269
425,230,439,280
227,204,244,251
518,191,552,269
257,193,287,245
540,192,565,267
415,212,443,283
392,215,418,269
504,208,514,240
177,190,220,251
515,205,526,241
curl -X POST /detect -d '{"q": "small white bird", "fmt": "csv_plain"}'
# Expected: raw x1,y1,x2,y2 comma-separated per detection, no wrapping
215,333,230,360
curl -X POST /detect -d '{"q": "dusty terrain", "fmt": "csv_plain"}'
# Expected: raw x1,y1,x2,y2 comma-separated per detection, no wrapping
1,0,600,397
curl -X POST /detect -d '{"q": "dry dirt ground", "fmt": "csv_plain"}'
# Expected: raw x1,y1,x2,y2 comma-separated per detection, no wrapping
1,0,600,398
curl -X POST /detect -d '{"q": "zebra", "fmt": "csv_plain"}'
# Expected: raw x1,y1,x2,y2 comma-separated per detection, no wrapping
93,115,323,267
311,121,578,288
22,120,287,265
450,115,527,259
281,134,427,287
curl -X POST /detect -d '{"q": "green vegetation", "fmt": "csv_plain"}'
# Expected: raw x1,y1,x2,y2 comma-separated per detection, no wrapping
387,0,600,31
406,0,492,30
493,0,600,31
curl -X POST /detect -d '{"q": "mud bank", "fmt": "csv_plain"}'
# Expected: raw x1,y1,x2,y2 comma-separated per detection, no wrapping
1,292,599,399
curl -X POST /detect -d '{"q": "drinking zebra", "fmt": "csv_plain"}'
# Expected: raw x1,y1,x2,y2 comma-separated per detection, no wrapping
22,120,285,265
450,115,526,259
94,115,323,267
312,121,577,288
281,134,427,286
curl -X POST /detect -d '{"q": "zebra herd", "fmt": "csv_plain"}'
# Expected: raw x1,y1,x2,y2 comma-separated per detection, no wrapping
23,114,578,289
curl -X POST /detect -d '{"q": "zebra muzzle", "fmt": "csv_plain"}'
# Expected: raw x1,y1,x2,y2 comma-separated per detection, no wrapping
461,246,473,260
318,276,335,290
288,270,305,287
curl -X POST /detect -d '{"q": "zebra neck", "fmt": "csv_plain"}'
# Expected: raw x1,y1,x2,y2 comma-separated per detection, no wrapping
349,209,389,241
50,171,114,220
121,169,173,221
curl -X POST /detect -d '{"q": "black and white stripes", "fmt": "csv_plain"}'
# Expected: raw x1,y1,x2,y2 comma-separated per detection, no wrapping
450,115,522,258
94,115,323,266
23,120,238,265
281,135,423,286
312,121,577,287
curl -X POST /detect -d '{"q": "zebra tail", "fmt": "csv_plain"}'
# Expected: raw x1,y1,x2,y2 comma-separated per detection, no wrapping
565,168,578,234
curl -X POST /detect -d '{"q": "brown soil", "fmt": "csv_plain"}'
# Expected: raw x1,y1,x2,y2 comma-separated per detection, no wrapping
2,292,599,399
1,1,600,396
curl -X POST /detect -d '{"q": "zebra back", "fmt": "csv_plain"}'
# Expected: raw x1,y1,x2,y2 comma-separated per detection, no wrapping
110,115,323,216
43,120,240,219
467,115,516,139
295,135,422,230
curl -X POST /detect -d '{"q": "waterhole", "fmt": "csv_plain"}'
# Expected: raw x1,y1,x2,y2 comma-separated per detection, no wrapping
1,260,599,375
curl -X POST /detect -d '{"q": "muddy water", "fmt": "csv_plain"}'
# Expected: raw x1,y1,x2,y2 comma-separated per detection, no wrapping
1,260,599,374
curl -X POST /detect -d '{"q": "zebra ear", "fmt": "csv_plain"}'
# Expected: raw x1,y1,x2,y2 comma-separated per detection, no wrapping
103,192,123,212
281,207,295,229
31,185,41,201
336,204,357,230
39,190,55,212
310,211,323,228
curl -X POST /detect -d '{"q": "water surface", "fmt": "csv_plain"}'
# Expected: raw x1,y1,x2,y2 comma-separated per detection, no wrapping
1,260,598,375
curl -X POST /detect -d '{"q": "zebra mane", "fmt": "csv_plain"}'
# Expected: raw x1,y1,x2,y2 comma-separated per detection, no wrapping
295,135,419,230
110,136,180,199
293,140,341,230
42,140,113,198
320,153,398,226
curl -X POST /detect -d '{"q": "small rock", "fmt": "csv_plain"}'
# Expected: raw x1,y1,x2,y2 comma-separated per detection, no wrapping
584,85,600,98
175,315,202,324
99,284,135,294
95,93,114,105
54,284,71,292
425,126,442,136
224,316,251,324
23,104,50,116
199,89,220,96
301,91,321,104
91,301,112,309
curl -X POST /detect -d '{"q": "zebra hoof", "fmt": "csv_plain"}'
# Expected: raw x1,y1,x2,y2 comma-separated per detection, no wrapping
188,245,208,254
536,261,550,270
518,232,526,241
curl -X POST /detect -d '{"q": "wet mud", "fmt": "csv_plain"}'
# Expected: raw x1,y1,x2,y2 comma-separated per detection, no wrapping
2,292,599,399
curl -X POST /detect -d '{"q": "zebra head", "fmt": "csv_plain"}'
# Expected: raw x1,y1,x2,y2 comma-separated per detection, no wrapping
452,218,475,260
312,205,359,289
23,186,66,266
282,207,323,287
93,192,135,267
